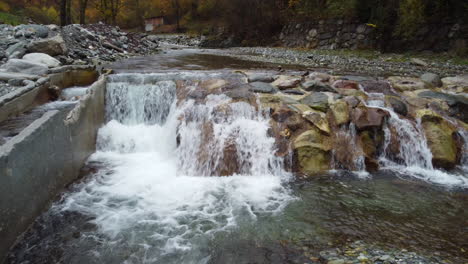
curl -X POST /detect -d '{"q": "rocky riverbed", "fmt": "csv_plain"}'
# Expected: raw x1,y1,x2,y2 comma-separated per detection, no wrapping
222,47,468,77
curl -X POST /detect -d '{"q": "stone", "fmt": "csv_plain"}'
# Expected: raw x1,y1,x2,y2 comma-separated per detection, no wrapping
272,75,302,90
302,80,336,93
420,73,442,87
410,58,428,67
356,24,367,34
5,42,27,58
22,53,60,68
360,80,396,95
0,59,48,75
303,110,331,134
293,129,331,175
224,85,254,101
247,73,274,83
27,35,67,56
15,24,49,38
417,109,457,169
300,92,330,112
387,76,428,92
386,96,408,116
351,106,389,130
249,82,277,93
339,75,376,82
330,100,349,125
332,80,359,90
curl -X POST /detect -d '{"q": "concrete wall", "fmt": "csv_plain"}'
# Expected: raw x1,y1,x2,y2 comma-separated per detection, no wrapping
0,76,106,262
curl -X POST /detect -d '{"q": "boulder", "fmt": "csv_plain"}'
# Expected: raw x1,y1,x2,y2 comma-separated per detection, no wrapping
332,80,359,90
0,59,48,75
5,41,27,59
351,106,389,130
330,100,350,125
441,75,468,93
300,92,330,112
416,110,457,169
420,73,442,87
303,110,331,135
386,96,408,116
27,35,67,56
293,129,332,176
247,73,274,83
22,53,60,68
272,75,302,90
302,80,336,93
387,76,428,92
249,82,278,93
15,24,49,38
360,80,396,95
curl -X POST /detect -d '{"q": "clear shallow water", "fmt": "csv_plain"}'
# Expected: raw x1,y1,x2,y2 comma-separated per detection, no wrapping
7,55,468,263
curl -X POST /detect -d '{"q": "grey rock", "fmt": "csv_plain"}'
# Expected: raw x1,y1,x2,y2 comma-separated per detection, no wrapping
8,78,25,86
410,58,428,67
27,35,67,56
22,53,60,68
420,72,442,87
302,80,336,92
247,73,274,83
249,82,277,93
0,59,48,75
282,89,305,95
6,42,27,58
15,24,49,38
388,97,408,116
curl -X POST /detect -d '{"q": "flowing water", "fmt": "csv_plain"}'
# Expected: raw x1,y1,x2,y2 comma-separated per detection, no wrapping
6,52,468,263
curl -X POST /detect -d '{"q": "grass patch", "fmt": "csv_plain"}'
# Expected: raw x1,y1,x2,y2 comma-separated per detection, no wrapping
0,11,24,25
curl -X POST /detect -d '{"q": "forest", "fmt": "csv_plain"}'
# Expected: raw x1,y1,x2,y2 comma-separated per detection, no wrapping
1,0,467,44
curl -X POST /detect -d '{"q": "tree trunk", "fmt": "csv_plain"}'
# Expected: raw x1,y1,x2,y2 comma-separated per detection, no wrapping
60,0,67,26
79,0,88,24
66,0,72,24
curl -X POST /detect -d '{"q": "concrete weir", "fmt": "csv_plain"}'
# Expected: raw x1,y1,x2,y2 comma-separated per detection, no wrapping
0,69,106,261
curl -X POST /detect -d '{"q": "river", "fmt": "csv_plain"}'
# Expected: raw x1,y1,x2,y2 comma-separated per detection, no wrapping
6,46,468,264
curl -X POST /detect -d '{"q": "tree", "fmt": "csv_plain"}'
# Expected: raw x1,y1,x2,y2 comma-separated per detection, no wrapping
79,0,89,24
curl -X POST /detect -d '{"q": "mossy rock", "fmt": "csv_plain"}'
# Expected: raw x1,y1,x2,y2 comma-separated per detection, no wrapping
330,99,349,126
420,118,458,170
293,129,332,176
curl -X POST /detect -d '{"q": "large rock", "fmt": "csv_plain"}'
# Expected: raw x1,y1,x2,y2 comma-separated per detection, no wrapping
308,72,331,82
302,80,336,93
387,76,427,92
386,96,408,116
22,53,60,68
5,42,27,59
272,75,302,90
416,110,457,169
420,73,442,87
351,106,389,130
0,59,48,75
441,75,468,93
330,100,350,125
15,24,49,38
249,82,278,93
303,109,331,135
27,35,67,56
300,92,330,112
293,129,331,176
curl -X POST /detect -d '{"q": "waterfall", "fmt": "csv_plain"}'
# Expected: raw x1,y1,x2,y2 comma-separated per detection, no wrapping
59,74,293,262
459,130,468,172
